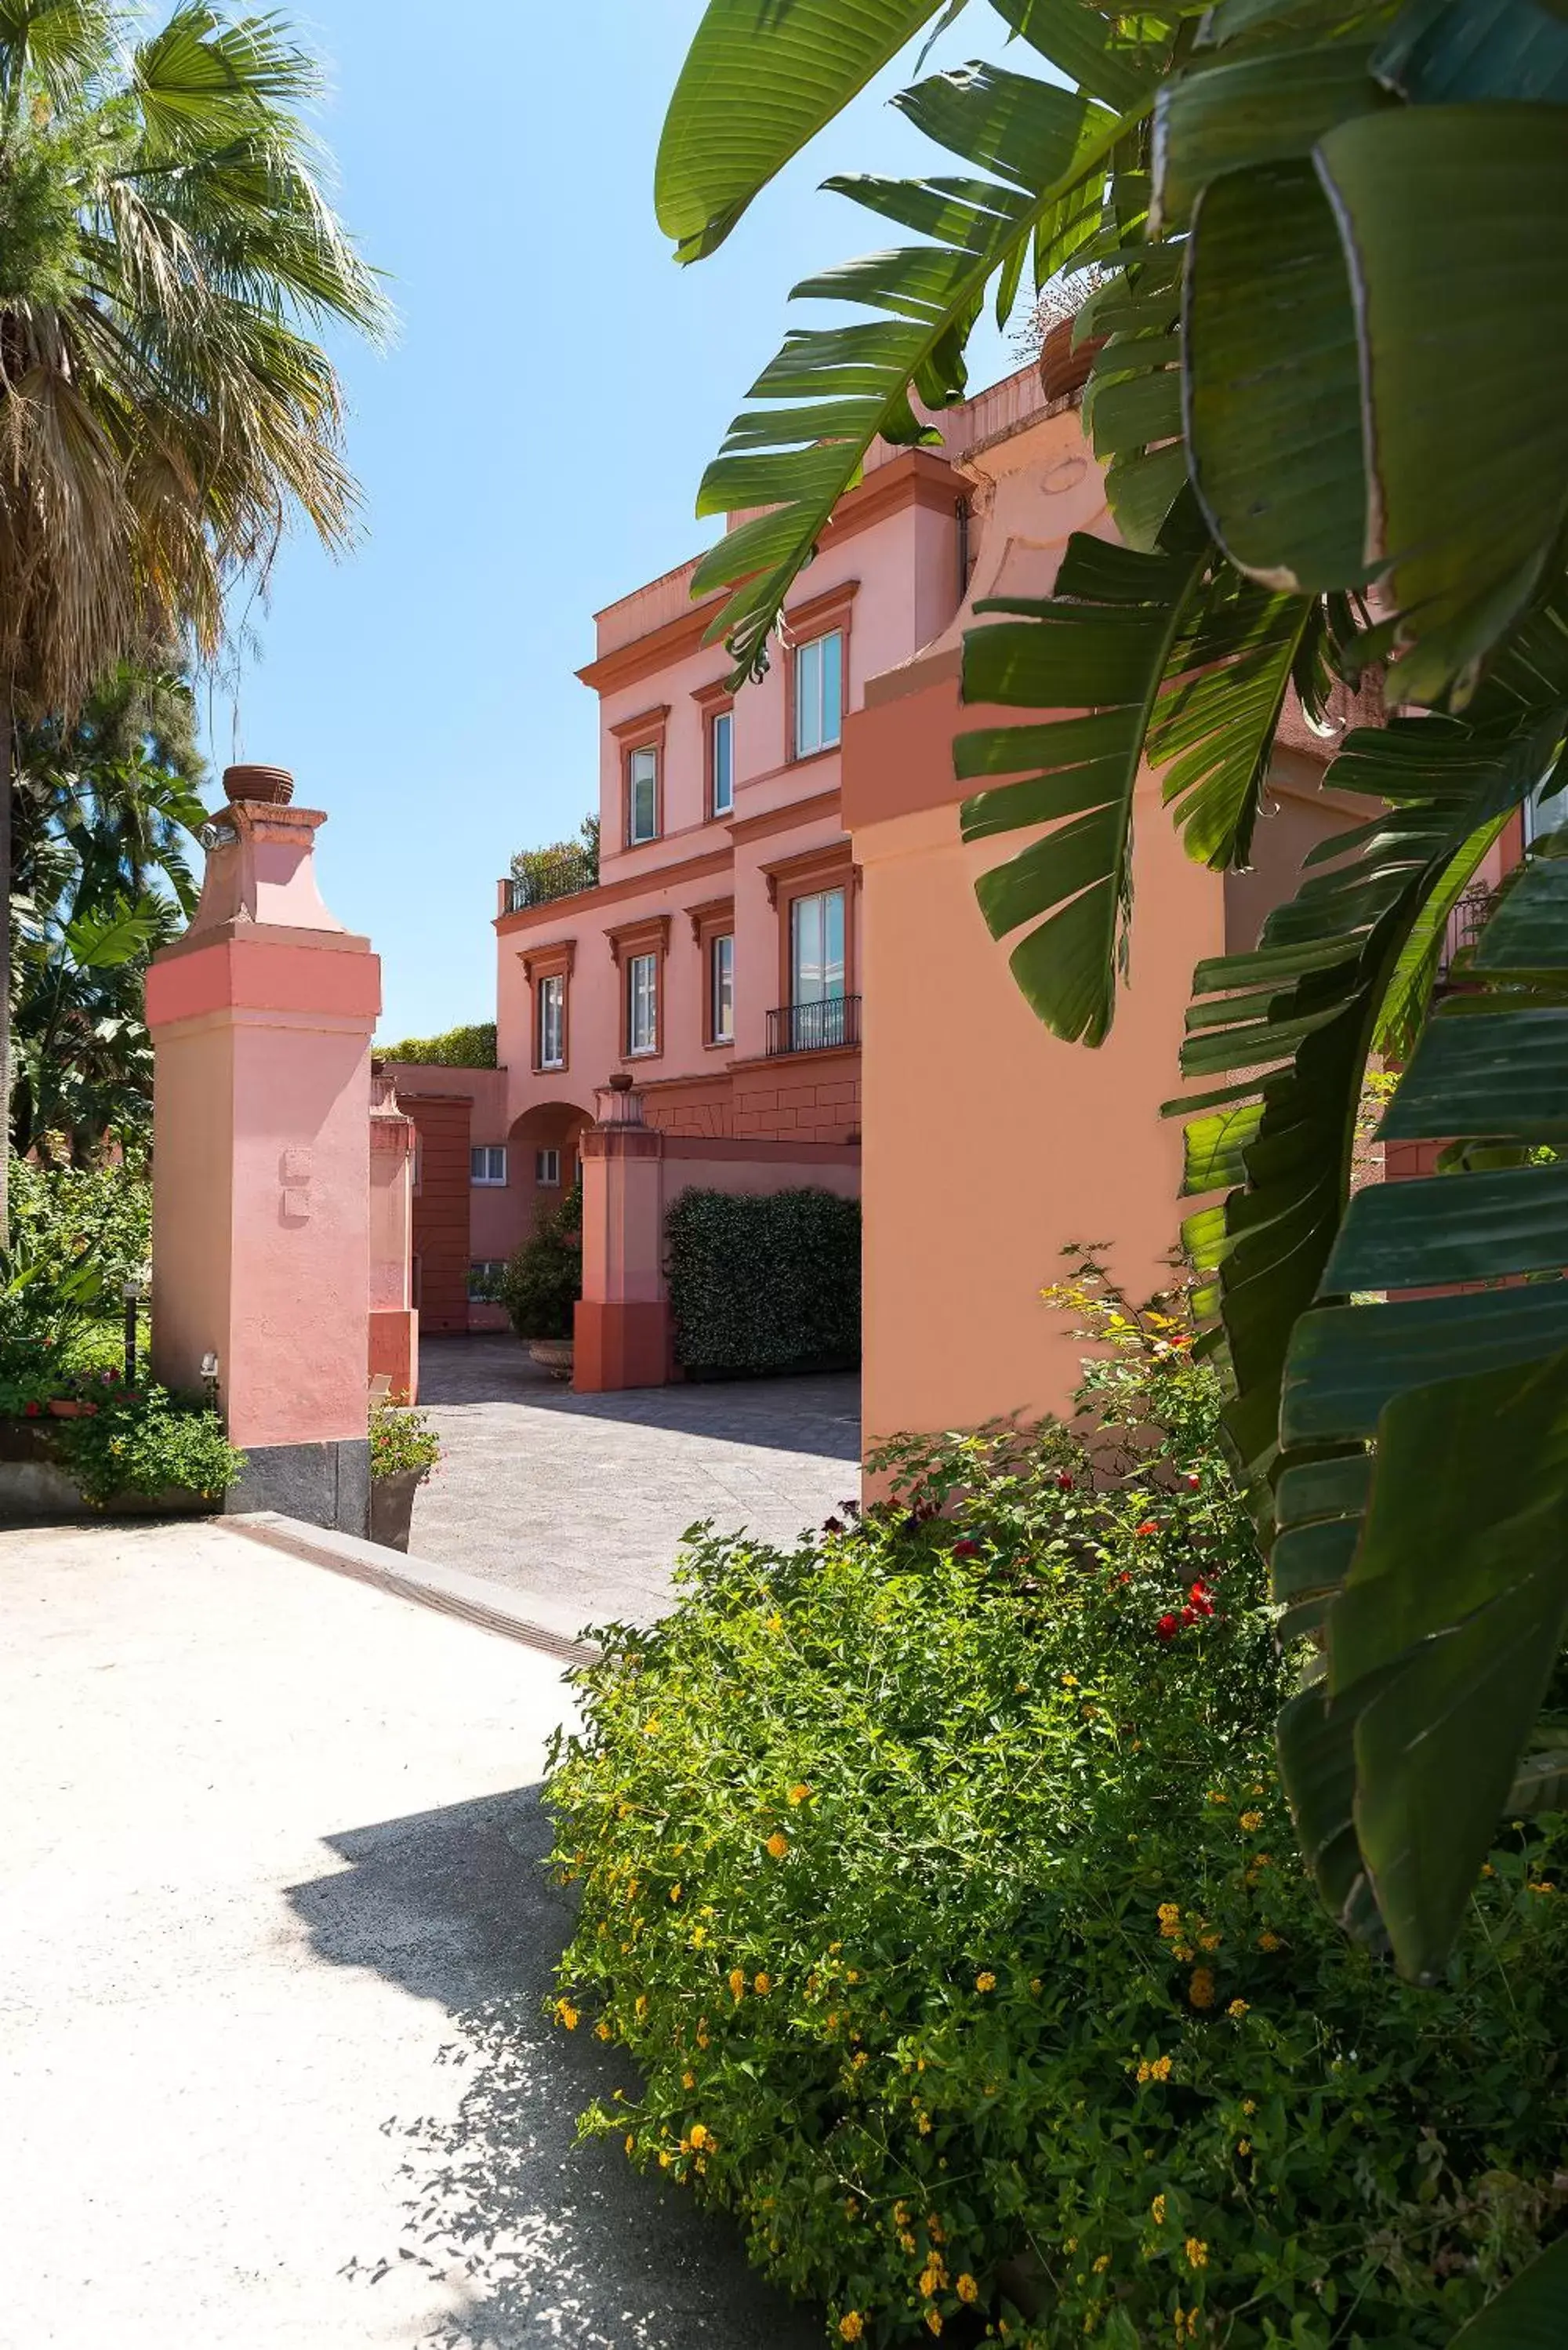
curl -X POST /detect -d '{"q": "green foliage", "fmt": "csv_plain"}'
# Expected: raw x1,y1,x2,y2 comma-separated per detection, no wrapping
546,1277,1568,2347
377,1021,497,1069
507,815,600,910
368,1399,441,1483
665,1187,860,1375
51,1380,245,1506
8,1153,151,1294
500,1178,583,1342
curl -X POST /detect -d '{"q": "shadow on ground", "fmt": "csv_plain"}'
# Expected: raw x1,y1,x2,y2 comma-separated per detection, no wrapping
419,1336,861,1463
289,1782,822,2349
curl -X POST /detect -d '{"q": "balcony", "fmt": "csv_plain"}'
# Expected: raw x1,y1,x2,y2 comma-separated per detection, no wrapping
503,859,597,917
765,994,861,1056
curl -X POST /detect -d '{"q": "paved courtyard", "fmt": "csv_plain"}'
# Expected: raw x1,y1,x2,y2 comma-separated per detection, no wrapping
0,1518,821,2349
410,1338,860,1629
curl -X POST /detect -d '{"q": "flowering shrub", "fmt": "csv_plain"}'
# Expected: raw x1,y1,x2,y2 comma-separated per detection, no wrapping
368,1397,441,1482
545,1263,1568,2347
51,1380,245,1505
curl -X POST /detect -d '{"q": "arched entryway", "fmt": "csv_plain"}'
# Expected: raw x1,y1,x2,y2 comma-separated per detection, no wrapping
508,1098,592,1242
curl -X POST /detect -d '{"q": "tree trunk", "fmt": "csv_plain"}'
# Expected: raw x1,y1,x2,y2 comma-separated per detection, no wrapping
0,701,11,1251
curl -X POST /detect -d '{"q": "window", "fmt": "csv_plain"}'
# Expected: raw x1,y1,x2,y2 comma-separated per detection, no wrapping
535,1146,561,1186
467,1259,506,1302
627,743,659,844
626,950,658,1055
710,932,735,1044
791,888,846,1006
793,629,843,758
536,972,565,1070
710,708,734,816
470,1145,506,1186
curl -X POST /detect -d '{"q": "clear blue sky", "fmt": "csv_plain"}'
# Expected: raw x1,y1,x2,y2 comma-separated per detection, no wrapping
219,2,1015,1044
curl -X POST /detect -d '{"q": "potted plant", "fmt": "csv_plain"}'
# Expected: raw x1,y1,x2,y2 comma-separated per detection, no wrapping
499,1177,583,1375
368,1398,441,1552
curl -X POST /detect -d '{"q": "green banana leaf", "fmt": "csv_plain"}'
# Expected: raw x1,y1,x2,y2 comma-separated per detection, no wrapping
655,0,959,262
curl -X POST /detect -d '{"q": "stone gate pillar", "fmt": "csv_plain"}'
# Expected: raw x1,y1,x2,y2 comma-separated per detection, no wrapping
368,1070,419,1402
574,1073,670,1391
145,765,379,1531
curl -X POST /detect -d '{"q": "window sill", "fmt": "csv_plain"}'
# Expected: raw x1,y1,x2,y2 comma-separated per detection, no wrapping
787,741,842,770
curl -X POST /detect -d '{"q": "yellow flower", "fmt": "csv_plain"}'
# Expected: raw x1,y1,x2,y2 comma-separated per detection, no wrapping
1062,1672,1079,1688
753,1971,771,1996
1258,1931,1282,1952
1185,2238,1209,2270
554,1999,579,2031
595,2021,612,2042
975,1970,997,1992
642,1716,661,1737
919,2261,946,2297
669,1884,681,1903
729,1969,746,2000
1188,1967,1217,2010
624,2133,634,2154
916,2112,932,2134
1174,1942,1195,1963
1063,2237,1078,2254
688,2122,710,2149
839,2318,865,2345
1228,1999,1250,2020
846,1968,862,1983
766,1612,783,1634
659,2149,671,2168
852,2050,868,2068
1136,2061,1151,2084
1030,1977,1043,1995
1242,2099,1256,2116
766,1832,789,1859
1093,2254,1111,2274
696,2027,710,2048
789,1782,811,1805
1198,1933,1221,1952
926,2315,943,2338
894,2203,910,2226
1207,1790,1229,1806
957,2273,979,2302
1239,1809,1264,1832
1150,2055,1172,2082
1151,2195,1167,2225
1156,1902,1181,1936
1238,2138,1252,2156
899,2230,917,2254
635,1993,649,2020
690,1927,707,1949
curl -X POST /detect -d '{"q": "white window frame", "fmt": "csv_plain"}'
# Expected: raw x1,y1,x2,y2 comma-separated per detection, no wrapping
626,950,658,1056
535,1146,562,1186
793,630,843,759
790,888,847,1006
470,1144,507,1187
627,743,659,844
467,1259,506,1302
537,972,565,1070
710,931,735,1045
710,707,734,817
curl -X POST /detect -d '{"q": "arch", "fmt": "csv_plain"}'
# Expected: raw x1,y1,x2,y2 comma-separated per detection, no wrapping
508,1097,593,1240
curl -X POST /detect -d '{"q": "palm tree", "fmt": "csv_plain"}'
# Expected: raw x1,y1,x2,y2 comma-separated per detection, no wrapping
0,0,388,1237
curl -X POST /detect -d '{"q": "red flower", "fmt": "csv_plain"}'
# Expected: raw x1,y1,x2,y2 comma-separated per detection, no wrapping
1185,1473,1201,1491
1119,1571,1133,1585
1055,1471,1074,1492
1156,1613,1179,1641
1136,1520,1160,1537
1181,1604,1198,1625
951,1538,982,1560
1189,1580,1214,1617
24,1400,41,1417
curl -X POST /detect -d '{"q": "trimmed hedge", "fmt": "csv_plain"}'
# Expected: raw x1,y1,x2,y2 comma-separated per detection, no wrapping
377,1020,496,1068
666,1186,859,1375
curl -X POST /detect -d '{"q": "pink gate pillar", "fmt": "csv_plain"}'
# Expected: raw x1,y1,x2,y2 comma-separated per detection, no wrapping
144,766,380,1532
368,1070,419,1401
575,1074,671,1391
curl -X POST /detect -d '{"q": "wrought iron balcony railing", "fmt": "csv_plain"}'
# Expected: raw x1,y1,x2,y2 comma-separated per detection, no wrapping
765,993,861,1056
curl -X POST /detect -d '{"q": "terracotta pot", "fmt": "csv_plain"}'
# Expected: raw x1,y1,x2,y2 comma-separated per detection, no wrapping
1037,315,1107,405
223,763,295,806
528,1338,575,1378
47,1398,96,1418
369,1466,423,1553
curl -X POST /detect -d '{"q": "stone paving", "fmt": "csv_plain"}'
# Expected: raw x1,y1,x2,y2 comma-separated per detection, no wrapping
409,1338,861,1630
0,1518,822,2349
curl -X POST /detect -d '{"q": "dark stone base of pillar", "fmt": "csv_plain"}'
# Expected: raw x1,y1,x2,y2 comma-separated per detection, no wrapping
223,1438,370,1537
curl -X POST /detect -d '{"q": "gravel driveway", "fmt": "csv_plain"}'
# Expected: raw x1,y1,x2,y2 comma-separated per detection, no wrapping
409,1339,860,1629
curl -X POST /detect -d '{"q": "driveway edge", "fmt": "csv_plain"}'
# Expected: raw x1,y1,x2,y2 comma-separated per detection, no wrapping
223,1511,600,1665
